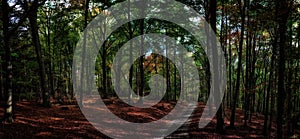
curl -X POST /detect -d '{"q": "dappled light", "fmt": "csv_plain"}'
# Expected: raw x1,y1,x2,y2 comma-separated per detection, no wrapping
1,0,300,138
1,100,299,138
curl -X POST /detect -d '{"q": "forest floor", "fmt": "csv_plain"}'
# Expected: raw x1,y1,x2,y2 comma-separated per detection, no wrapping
0,98,299,139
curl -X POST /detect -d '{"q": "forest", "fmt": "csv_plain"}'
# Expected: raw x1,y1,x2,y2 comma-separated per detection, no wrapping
0,0,300,138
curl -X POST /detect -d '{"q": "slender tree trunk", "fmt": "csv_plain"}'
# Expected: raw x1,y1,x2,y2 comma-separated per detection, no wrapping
79,0,90,106
136,63,139,98
286,62,293,135
85,57,91,95
204,0,212,115
28,2,50,107
46,11,55,98
262,41,268,114
209,0,224,133
166,37,170,102
286,23,293,135
263,34,277,136
230,0,246,128
180,48,185,101
101,44,107,98
2,0,14,123
154,55,159,98
276,0,289,138
228,34,232,109
249,33,257,123
173,47,177,101
224,7,231,108
293,62,299,113
262,63,267,114
244,0,252,125
268,79,275,133
0,56,3,101
244,27,251,127
138,18,145,104
128,0,133,104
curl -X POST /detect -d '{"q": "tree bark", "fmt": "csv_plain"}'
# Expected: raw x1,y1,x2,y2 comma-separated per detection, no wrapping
209,0,224,133
2,0,14,123
263,35,276,136
28,1,50,107
128,0,133,104
230,0,246,128
79,0,90,106
46,10,55,98
138,18,145,104
276,0,289,138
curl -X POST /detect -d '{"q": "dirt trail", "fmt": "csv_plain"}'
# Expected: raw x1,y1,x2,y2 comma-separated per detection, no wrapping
0,101,298,138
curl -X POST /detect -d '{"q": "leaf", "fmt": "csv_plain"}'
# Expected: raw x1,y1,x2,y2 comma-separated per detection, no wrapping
11,53,19,58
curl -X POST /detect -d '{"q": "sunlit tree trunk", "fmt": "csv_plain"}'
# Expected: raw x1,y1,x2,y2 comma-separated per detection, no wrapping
2,0,14,123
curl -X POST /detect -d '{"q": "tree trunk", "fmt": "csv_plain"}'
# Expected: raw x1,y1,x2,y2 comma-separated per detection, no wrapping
173,47,177,101
209,0,224,133
276,0,289,138
28,2,50,107
79,0,90,106
263,36,276,135
268,78,276,132
101,43,107,98
249,33,257,123
46,11,55,98
166,32,170,102
286,23,294,136
0,56,3,101
204,0,212,115
128,0,133,104
138,18,145,104
230,0,246,128
244,27,251,127
228,34,232,109
2,0,14,123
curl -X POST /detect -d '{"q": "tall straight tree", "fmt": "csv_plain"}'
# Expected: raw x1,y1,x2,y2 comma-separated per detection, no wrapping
243,0,251,126
27,0,50,107
2,0,41,122
263,35,277,136
138,18,145,104
230,0,246,127
209,0,224,133
128,0,134,104
276,0,289,138
79,0,90,106
1,0,14,123
137,1,146,104
166,27,170,102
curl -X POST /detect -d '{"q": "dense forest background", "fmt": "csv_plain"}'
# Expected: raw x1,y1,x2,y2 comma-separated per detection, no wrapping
0,0,300,138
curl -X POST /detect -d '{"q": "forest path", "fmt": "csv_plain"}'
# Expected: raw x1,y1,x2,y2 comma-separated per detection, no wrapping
0,100,298,138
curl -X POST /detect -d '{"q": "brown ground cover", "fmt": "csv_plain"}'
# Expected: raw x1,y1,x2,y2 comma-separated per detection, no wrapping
0,99,299,138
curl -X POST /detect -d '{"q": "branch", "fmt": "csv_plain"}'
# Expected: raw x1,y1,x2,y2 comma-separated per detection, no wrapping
8,0,47,37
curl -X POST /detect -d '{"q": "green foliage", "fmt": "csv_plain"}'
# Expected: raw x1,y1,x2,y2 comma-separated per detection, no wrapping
11,53,19,58
1,0,300,136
